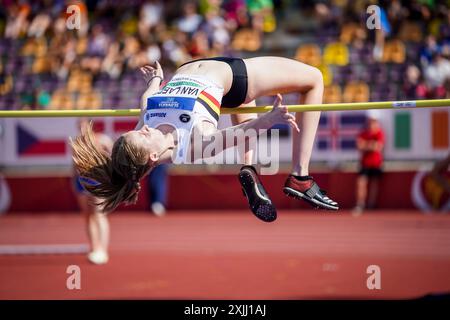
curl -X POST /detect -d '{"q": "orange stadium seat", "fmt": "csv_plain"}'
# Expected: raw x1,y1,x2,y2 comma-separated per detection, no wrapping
398,21,423,43
340,22,367,44
323,84,342,104
294,44,321,67
382,39,406,64
49,90,75,110
31,56,52,74
231,29,262,52
343,81,370,103
76,90,102,110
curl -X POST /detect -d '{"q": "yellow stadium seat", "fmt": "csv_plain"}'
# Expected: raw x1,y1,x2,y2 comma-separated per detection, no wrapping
263,12,276,33
323,42,349,66
318,64,333,87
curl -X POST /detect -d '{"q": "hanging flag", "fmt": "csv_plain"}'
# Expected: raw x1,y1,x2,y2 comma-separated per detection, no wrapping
394,112,411,149
92,120,105,133
431,110,449,149
17,124,66,157
113,120,138,133
316,112,367,152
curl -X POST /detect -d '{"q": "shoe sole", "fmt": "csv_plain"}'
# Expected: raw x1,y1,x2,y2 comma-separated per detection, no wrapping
283,187,339,211
239,170,277,222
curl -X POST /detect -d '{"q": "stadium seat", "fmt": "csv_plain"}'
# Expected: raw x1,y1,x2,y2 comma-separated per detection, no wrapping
369,63,389,84
340,23,366,45
318,64,333,86
77,90,102,110
323,84,342,103
343,81,370,103
49,90,75,110
382,40,406,64
323,42,349,66
398,22,423,43
294,44,321,67
231,29,262,52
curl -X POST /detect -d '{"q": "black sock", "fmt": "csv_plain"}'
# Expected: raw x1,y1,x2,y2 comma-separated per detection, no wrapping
294,175,313,181
241,165,257,173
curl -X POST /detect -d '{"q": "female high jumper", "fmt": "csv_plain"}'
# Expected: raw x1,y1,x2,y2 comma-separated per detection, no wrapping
71,56,339,222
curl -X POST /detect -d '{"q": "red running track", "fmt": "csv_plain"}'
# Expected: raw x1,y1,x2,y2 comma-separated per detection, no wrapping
0,210,450,299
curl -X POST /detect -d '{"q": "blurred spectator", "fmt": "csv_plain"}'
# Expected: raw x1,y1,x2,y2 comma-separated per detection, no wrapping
373,6,392,62
0,0,449,112
139,0,164,39
148,164,169,217
0,62,13,96
403,64,428,99
19,90,35,110
27,10,51,38
353,114,385,215
36,89,51,109
222,0,249,30
420,35,441,66
4,3,30,39
246,0,275,33
176,1,203,35
424,52,450,98
101,42,124,79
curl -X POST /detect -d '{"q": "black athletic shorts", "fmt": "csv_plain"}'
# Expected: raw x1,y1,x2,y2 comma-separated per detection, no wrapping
179,57,248,108
359,167,383,178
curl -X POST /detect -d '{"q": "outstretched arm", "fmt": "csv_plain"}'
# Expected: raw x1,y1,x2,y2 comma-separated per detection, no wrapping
220,94,298,135
135,62,164,129
199,94,298,155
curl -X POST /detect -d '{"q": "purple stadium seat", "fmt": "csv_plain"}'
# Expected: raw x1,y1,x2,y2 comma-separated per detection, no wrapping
388,66,403,83
370,64,388,84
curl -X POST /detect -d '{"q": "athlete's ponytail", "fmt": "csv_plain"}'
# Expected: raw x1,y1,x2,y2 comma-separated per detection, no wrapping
70,123,150,212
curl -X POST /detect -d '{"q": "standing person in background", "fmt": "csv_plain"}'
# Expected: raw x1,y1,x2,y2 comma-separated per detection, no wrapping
353,114,385,215
147,164,169,216
72,119,113,264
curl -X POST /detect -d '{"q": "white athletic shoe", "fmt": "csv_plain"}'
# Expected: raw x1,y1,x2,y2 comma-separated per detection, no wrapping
87,250,109,265
352,205,364,217
151,202,166,217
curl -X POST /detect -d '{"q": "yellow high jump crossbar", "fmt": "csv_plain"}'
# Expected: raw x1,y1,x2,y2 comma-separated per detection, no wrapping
0,99,449,118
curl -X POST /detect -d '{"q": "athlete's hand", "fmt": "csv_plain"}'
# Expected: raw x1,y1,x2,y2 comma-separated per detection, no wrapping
140,61,164,85
266,94,300,132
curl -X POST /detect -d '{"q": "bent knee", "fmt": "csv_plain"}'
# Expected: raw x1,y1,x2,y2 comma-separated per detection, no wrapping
308,66,324,86
291,62,324,91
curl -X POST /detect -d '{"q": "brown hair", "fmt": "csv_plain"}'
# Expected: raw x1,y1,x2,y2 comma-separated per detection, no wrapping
70,123,150,212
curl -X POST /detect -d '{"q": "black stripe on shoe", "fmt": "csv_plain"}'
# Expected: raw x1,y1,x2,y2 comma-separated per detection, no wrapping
283,185,339,211
238,166,277,222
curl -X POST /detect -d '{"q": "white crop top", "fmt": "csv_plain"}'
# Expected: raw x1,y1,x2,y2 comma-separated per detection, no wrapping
144,74,224,164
